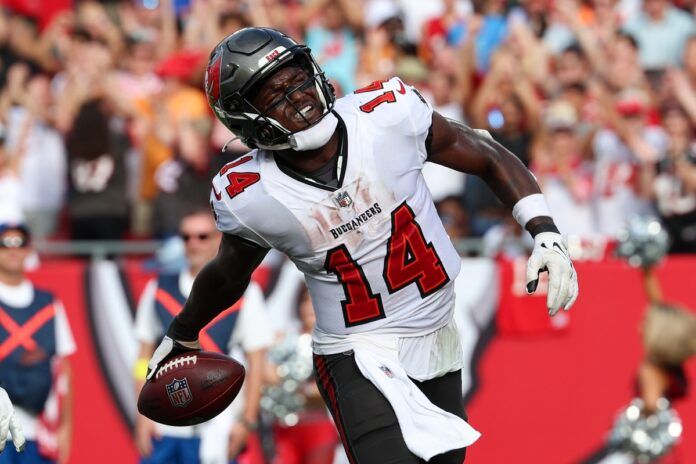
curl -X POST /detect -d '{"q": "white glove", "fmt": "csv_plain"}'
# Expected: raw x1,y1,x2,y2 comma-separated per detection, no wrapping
146,336,201,380
0,387,26,454
526,232,579,316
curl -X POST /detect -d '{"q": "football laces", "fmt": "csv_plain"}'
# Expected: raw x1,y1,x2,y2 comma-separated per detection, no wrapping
155,355,198,379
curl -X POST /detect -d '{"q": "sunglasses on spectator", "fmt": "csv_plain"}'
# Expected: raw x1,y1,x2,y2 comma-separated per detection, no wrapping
180,232,215,242
0,235,30,249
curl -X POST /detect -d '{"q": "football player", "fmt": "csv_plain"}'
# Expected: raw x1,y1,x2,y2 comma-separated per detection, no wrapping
146,27,579,463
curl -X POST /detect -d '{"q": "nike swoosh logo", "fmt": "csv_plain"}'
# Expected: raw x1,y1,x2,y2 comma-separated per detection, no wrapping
213,186,222,201
541,242,574,267
552,242,566,255
396,80,406,95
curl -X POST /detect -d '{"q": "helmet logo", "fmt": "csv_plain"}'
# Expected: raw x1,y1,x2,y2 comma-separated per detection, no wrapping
205,52,223,104
257,46,287,67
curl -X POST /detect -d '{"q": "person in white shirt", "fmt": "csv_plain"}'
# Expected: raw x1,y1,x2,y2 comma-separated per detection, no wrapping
133,209,272,464
0,223,75,464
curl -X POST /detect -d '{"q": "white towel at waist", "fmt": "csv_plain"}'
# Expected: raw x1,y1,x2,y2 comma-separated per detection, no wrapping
349,333,481,461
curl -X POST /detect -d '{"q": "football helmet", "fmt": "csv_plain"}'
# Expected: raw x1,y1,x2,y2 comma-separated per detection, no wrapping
205,27,336,150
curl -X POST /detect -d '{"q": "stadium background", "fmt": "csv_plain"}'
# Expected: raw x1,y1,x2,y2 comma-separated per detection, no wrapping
1,0,695,463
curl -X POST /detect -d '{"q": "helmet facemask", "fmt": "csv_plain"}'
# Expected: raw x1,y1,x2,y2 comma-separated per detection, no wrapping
215,47,336,151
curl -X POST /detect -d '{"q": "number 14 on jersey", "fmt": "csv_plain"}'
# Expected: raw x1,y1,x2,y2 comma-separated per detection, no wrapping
325,202,449,327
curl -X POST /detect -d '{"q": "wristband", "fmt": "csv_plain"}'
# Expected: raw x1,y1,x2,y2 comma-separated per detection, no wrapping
527,221,560,237
133,358,149,381
512,194,553,228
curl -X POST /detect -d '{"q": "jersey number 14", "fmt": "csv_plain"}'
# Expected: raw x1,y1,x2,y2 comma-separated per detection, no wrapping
325,203,449,327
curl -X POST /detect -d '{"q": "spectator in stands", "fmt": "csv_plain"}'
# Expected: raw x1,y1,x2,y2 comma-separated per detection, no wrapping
531,100,596,237
360,0,416,82
1,64,66,239
622,0,696,71
0,223,75,464
151,118,219,238
469,0,509,73
592,86,667,236
64,98,130,241
133,209,272,464
640,102,696,253
419,0,468,66
665,43,696,125
302,0,362,94
50,31,130,241
545,44,592,97
470,46,541,138
0,122,23,225
139,51,210,236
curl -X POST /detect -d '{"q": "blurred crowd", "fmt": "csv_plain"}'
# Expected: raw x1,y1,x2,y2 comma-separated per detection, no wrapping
0,0,695,254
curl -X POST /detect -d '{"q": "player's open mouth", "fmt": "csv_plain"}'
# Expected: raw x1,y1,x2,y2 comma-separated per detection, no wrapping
293,103,317,122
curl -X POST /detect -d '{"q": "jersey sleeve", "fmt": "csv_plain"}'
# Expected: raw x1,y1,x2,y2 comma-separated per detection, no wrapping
350,77,433,135
54,299,76,357
347,76,433,166
209,154,272,248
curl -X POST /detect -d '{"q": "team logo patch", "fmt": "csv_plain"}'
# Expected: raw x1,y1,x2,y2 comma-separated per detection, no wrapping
332,191,353,208
379,365,394,378
166,378,193,408
205,52,222,103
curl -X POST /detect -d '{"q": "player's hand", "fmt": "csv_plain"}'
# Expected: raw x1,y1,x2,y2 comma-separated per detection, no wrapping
227,422,250,460
146,336,201,381
134,415,159,457
526,232,579,316
0,387,26,453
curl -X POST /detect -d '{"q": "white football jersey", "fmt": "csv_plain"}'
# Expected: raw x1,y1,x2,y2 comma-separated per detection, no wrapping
211,77,461,337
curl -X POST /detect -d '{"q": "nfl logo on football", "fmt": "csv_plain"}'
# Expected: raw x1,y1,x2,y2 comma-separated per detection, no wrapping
332,191,353,208
166,378,193,408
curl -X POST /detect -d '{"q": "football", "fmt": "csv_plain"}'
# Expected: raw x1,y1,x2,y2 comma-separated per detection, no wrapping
138,351,245,426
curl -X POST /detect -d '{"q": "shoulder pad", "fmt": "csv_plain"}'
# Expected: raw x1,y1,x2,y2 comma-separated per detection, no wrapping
210,151,267,246
341,77,433,135
211,151,262,206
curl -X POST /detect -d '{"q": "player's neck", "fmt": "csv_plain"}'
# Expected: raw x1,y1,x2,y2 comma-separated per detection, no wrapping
188,264,204,278
274,129,340,174
0,270,23,286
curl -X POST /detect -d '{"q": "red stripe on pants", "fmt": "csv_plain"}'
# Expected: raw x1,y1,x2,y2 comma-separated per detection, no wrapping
314,354,357,464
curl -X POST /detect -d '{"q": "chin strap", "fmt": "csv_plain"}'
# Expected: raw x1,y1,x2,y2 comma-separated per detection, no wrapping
288,112,338,151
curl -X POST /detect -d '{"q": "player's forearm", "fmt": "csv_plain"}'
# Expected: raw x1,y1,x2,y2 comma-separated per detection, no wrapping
168,258,249,342
241,349,266,426
478,138,542,209
59,359,74,461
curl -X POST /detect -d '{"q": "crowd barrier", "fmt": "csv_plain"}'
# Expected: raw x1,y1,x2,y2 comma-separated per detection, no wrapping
23,255,696,464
